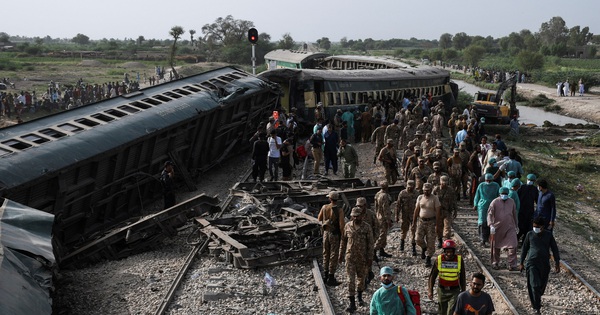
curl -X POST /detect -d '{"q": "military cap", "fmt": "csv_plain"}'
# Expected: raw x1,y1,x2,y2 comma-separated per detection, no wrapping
328,191,339,200
351,207,363,217
406,180,416,187
488,157,497,164
426,133,432,139
433,161,441,168
356,197,367,206
380,181,389,189
440,175,450,183
423,183,433,190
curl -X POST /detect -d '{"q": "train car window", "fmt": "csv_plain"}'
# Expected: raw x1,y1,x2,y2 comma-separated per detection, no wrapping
21,134,50,144
153,95,174,102
208,79,226,88
104,109,128,117
75,118,100,127
141,98,162,105
182,85,201,93
327,93,333,105
58,123,84,133
129,101,152,110
0,147,12,157
91,113,115,122
39,128,67,139
117,105,140,114
162,92,182,99
219,76,234,83
173,88,191,95
200,82,215,90
2,139,32,150
191,84,210,91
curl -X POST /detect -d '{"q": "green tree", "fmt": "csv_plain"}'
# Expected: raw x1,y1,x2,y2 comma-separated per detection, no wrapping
201,15,254,47
136,35,145,46
462,45,486,67
189,29,196,47
442,48,458,61
452,32,471,50
539,16,568,48
168,26,185,79
340,37,348,48
0,32,9,43
567,25,593,47
316,37,331,50
516,51,545,72
71,33,90,45
277,33,295,49
439,33,453,49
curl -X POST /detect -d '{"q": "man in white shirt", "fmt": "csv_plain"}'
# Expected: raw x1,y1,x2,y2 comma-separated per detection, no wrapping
267,129,282,181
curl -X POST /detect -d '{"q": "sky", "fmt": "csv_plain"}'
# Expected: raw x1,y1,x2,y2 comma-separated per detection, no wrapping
2,0,599,43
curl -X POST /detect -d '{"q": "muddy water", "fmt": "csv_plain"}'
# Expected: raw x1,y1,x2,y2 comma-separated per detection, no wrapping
455,80,593,126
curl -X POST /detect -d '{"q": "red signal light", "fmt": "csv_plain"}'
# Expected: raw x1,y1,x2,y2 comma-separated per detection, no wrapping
248,28,258,44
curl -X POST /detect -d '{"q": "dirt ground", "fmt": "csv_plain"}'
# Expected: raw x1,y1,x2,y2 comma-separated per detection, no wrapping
516,83,600,125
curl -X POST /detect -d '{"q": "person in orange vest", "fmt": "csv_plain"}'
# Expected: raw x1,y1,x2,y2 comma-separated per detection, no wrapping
427,239,466,315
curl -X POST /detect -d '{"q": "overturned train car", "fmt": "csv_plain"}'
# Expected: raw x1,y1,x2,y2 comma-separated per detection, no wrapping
0,67,279,264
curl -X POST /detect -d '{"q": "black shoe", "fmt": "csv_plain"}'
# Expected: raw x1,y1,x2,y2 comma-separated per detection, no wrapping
346,296,357,313
400,240,405,251
421,248,426,259
425,256,432,267
322,271,329,281
437,238,443,249
379,248,392,258
357,291,365,307
412,243,417,256
326,274,341,286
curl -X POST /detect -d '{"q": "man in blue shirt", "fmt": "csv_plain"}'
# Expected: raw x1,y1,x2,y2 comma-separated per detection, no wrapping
535,179,556,231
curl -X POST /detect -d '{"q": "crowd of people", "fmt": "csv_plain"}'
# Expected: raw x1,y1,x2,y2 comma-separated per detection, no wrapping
556,79,585,97
257,95,560,314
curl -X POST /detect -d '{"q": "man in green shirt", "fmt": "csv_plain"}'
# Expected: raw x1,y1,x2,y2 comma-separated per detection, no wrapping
338,138,359,178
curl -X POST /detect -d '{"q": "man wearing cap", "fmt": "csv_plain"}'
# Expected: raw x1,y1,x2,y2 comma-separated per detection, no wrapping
517,174,538,242
160,161,176,209
417,116,432,135
338,138,359,178
432,108,444,141
428,161,449,191
502,171,517,189
421,133,433,154
334,109,344,133
384,118,402,149
396,180,419,254
509,178,522,218
409,156,433,193
378,139,399,185
433,176,458,247
401,141,416,178
473,173,500,247
428,239,466,315
447,149,463,199
356,197,379,275
467,145,482,206
309,127,324,175
318,191,345,286
403,146,421,181
314,102,325,123
370,266,417,315
374,182,394,258
487,186,518,270
340,207,374,312
401,120,416,148
371,121,388,164
447,113,458,148
413,183,442,267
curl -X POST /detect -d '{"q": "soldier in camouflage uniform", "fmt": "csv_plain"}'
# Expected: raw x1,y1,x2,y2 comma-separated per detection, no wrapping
447,111,458,148
339,207,374,312
404,146,421,184
409,156,434,193
355,197,378,290
447,148,463,200
370,121,388,164
378,139,399,185
396,180,419,254
384,118,402,149
317,191,346,286
374,182,393,258
458,141,472,200
421,132,434,154
431,108,444,141
412,183,442,267
433,176,458,248
337,138,359,178
427,161,449,191
400,120,416,148
401,141,416,178
417,116,433,135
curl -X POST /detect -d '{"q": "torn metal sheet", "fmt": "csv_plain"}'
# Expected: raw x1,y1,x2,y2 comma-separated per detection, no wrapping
0,198,55,315
59,194,220,267
197,207,322,268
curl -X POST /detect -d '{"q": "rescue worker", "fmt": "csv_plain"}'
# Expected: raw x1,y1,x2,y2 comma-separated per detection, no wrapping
384,118,402,149
409,156,433,193
428,239,466,315
473,173,500,247
317,191,345,286
370,266,417,315
339,207,374,313
338,138,359,178
412,183,442,267
378,139,399,185
371,121,388,164
417,116,432,135
374,182,393,258
433,176,458,247
396,180,419,254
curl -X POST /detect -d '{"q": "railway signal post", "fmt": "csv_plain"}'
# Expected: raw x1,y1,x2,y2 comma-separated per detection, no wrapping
248,28,258,75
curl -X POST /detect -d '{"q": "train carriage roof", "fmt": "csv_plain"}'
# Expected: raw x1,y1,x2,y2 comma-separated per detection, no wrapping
259,66,450,82
322,55,413,69
264,49,330,64
0,67,275,190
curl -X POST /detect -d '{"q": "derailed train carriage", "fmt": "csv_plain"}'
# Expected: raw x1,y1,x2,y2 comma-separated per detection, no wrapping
259,54,458,123
0,66,279,263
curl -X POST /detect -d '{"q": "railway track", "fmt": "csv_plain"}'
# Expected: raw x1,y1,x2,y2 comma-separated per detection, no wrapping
452,201,600,315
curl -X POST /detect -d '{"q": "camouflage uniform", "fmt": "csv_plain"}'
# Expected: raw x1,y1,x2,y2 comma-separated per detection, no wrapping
403,148,421,182
417,118,432,135
371,124,387,164
431,110,444,140
396,181,419,245
400,142,416,178
447,153,463,198
340,217,374,297
428,168,450,191
401,121,416,148
337,142,359,178
458,145,472,198
374,188,393,251
409,158,434,193
433,179,458,239
317,198,346,276
421,135,433,154
447,113,457,148
378,143,398,185
384,123,402,149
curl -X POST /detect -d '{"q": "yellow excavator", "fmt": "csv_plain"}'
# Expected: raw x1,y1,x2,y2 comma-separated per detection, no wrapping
472,74,518,124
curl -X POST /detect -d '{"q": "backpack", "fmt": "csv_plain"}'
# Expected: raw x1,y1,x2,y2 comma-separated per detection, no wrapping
398,285,421,315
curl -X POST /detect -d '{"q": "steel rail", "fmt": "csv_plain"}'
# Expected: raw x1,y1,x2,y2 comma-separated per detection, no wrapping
312,259,336,315
560,259,600,301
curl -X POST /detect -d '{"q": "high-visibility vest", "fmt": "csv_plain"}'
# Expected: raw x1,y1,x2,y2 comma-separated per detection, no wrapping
438,255,462,287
